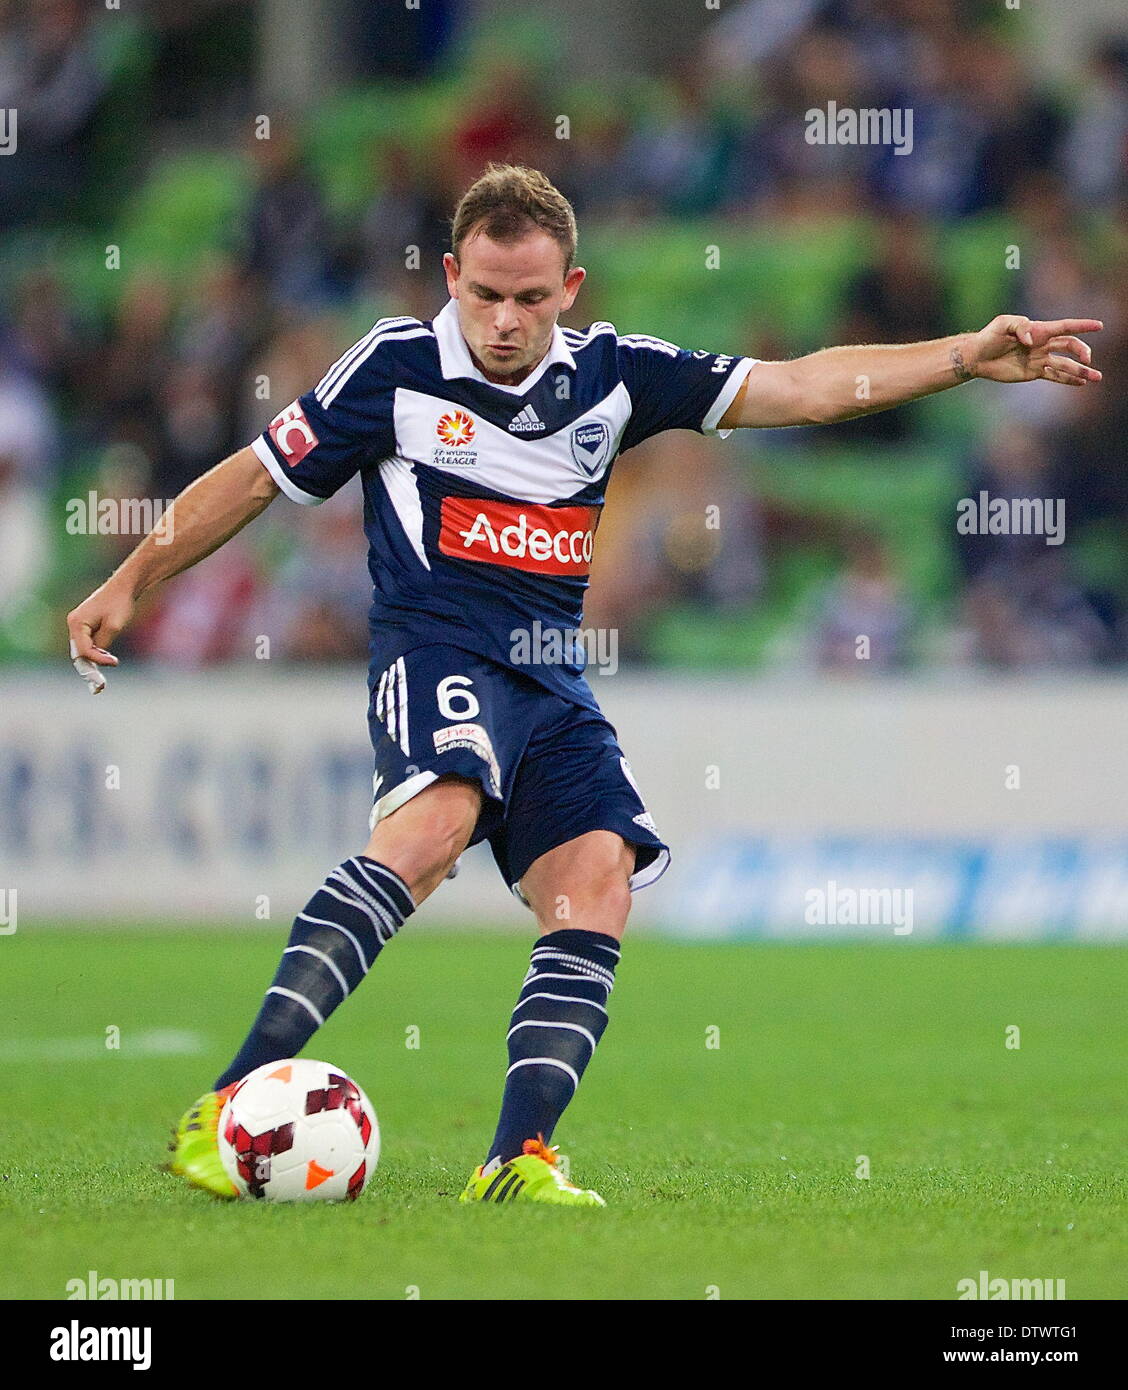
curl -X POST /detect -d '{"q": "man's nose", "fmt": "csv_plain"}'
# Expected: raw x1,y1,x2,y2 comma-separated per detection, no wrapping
492,300,521,336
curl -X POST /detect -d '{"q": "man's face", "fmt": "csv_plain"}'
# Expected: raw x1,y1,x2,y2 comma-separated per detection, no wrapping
443,228,585,385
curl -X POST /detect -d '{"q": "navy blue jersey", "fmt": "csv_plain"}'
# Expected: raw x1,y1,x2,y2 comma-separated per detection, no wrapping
252,300,757,710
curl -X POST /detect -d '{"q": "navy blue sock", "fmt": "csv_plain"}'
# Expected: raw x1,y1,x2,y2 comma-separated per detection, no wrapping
214,857,414,1089
486,928,621,1165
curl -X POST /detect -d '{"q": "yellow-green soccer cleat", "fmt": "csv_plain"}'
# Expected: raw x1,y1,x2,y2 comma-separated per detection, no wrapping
459,1137,606,1207
165,1085,239,1198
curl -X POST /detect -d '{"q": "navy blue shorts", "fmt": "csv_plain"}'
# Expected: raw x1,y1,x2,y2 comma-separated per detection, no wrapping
366,644,669,902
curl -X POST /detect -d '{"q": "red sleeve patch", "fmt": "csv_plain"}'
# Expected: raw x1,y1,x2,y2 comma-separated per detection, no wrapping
268,401,320,466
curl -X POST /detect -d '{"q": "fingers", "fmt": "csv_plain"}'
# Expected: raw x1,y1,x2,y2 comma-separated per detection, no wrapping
1041,366,1083,387
1040,318,1104,337
1000,315,1103,383
65,614,120,666
1023,317,1104,346
1046,335,1092,364
1042,354,1102,385
1044,323,1103,385
1042,335,1102,383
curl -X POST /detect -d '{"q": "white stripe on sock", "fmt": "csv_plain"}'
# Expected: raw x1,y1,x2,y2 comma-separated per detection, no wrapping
266,986,324,1027
516,991,608,1016
504,1056,579,1090
322,878,395,942
518,971,612,992
296,913,371,974
283,944,350,999
529,948,617,982
506,1019,597,1050
349,857,410,906
331,866,401,939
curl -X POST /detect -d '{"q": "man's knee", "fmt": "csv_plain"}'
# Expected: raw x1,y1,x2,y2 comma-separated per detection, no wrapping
364,775,483,903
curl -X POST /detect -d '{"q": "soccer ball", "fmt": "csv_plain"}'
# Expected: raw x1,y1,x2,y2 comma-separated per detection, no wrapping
217,1058,379,1202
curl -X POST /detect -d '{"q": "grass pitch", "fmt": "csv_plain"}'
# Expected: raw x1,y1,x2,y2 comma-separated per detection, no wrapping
1,929,1124,1301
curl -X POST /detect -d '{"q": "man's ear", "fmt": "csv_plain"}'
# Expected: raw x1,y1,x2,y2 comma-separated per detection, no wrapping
443,252,460,298
561,265,586,311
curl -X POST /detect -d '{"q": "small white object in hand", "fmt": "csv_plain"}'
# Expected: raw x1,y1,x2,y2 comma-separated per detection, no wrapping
69,639,107,695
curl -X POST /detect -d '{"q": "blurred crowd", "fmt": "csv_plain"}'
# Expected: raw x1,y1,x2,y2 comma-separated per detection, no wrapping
1,0,1127,672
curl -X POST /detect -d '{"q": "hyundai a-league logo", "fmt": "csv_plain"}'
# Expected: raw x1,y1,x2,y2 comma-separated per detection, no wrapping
436,410,475,446
570,421,610,476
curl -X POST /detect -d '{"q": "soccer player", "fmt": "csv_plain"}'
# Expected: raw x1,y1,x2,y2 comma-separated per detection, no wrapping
67,165,1102,1206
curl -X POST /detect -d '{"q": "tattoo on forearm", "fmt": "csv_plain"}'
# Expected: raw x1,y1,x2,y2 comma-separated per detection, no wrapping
950,346,975,383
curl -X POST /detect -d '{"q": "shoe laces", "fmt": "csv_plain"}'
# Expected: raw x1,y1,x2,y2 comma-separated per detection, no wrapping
521,1135,559,1166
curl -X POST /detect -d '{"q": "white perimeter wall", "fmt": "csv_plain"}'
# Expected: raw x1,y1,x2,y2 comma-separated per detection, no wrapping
2,672,1126,934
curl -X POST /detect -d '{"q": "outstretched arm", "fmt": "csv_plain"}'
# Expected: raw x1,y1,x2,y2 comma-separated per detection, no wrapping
720,315,1103,429
67,446,280,672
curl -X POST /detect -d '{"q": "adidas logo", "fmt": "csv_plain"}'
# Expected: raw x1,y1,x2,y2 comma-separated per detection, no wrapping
508,404,546,434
